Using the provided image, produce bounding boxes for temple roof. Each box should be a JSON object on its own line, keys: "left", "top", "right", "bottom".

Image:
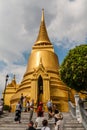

{"left": 34, "top": 9, "right": 52, "bottom": 46}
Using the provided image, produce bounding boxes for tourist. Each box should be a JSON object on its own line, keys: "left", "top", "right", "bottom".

{"left": 46, "top": 100, "right": 53, "bottom": 119}
{"left": 41, "top": 119, "right": 50, "bottom": 130}
{"left": 20, "top": 93, "right": 24, "bottom": 110}
{"left": 54, "top": 111, "right": 63, "bottom": 130}
{"left": 26, "top": 121, "right": 36, "bottom": 130}
{"left": 47, "top": 100, "right": 53, "bottom": 111}
{"left": 37, "top": 102, "right": 44, "bottom": 117}
{"left": 53, "top": 104, "right": 59, "bottom": 115}
{"left": 14, "top": 101, "right": 22, "bottom": 123}
{"left": 23, "top": 96, "right": 27, "bottom": 112}
{"left": 48, "top": 108, "right": 54, "bottom": 120}
{"left": 46, "top": 104, "right": 59, "bottom": 122}
{"left": 47, "top": 103, "right": 59, "bottom": 120}
{"left": 26, "top": 101, "right": 30, "bottom": 112}
{"left": 0, "top": 98, "right": 4, "bottom": 115}
{"left": 29, "top": 99, "right": 34, "bottom": 121}
{"left": 9, "top": 105, "right": 12, "bottom": 112}
{"left": 35, "top": 111, "right": 45, "bottom": 130}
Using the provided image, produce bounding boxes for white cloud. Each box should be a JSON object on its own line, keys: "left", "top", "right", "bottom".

{"left": 0, "top": 63, "right": 26, "bottom": 98}
{"left": 49, "top": 0, "right": 87, "bottom": 46}
{"left": 0, "top": 0, "right": 87, "bottom": 97}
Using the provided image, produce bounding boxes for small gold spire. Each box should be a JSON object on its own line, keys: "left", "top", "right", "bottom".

{"left": 34, "top": 9, "right": 52, "bottom": 45}
{"left": 13, "top": 74, "right": 15, "bottom": 80}
{"left": 41, "top": 9, "right": 44, "bottom": 22}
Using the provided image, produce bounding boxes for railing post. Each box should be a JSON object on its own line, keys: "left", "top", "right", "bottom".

{"left": 74, "top": 94, "right": 82, "bottom": 123}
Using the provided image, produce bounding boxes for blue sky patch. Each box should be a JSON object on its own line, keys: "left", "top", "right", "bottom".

{"left": 0, "top": 61, "right": 7, "bottom": 71}
{"left": 54, "top": 44, "right": 69, "bottom": 65}
{"left": 13, "top": 51, "right": 30, "bottom": 66}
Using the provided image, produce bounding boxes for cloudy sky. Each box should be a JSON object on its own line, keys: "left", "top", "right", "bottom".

{"left": 0, "top": 0, "right": 87, "bottom": 97}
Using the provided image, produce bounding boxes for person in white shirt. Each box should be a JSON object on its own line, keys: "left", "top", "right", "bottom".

{"left": 35, "top": 111, "right": 45, "bottom": 130}
{"left": 29, "top": 99, "right": 34, "bottom": 121}
{"left": 26, "top": 101, "right": 30, "bottom": 112}
{"left": 54, "top": 112, "right": 63, "bottom": 130}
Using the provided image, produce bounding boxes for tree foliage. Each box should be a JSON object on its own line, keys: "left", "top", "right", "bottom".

{"left": 60, "top": 44, "right": 87, "bottom": 92}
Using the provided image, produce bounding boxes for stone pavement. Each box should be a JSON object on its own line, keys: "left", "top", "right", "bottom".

{"left": 0, "top": 112, "right": 85, "bottom": 130}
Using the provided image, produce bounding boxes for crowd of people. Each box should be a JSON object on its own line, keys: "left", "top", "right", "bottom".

{"left": 14, "top": 94, "right": 63, "bottom": 130}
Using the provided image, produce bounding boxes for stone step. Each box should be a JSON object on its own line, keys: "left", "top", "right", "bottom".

{"left": 64, "top": 125, "right": 84, "bottom": 128}
{"left": 64, "top": 120, "right": 79, "bottom": 123}
{"left": 0, "top": 112, "right": 85, "bottom": 130}
{"left": 64, "top": 124, "right": 84, "bottom": 127}
{"left": 0, "top": 112, "right": 49, "bottom": 130}
{"left": 0, "top": 128, "right": 27, "bottom": 130}
{"left": 63, "top": 113, "right": 85, "bottom": 130}
{"left": 64, "top": 128, "right": 85, "bottom": 130}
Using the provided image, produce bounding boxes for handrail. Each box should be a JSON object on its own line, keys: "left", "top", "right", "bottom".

{"left": 69, "top": 96, "right": 87, "bottom": 130}
{"left": 79, "top": 102, "right": 87, "bottom": 130}
{"left": 68, "top": 101, "right": 76, "bottom": 118}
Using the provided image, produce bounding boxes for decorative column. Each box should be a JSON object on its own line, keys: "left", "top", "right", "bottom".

{"left": 43, "top": 77, "right": 50, "bottom": 103}
{"left": 31, "top": 77, "right": 37, "bottom": 104}
{"left": 74, "top": 94, "right": 82, "bottom": 123}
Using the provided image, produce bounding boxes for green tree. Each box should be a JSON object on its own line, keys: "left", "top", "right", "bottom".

{"left": 60, "top": 44, "right": 87, "bottom": 92}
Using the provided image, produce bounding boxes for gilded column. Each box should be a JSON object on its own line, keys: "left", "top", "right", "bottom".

{"left": 31, "top": 77, "right": 37, "bottom": 104}
{"left": 43, "top": 77, "right": 50, "bottom": 103}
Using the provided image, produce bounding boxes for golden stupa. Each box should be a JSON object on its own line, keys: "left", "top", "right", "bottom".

{"left": 4, "top": 9, "right": 86, "bottom": 112}
{"left": 9, "top": 9, "right": 70, "bottom": 112}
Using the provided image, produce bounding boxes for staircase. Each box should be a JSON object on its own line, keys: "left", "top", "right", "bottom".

{"left": 63, "top": 112, "right": 85, "bottom": 130}
{"left": 0, "top": 112, "right": 30, "bottom": 130}
{"left": 0, "top": 112, "right": 85, "bottom": 130}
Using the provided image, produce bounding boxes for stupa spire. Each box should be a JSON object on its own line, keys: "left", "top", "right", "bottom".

{"left": 41, "top": 8, "right": 44, "bottom": 22}
{"left": 34, "top": 9, "right": 52, "bottom": 45}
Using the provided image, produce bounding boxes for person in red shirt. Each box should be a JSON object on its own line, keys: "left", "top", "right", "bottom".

{"left": 37, "top": 102, "right": 44, "bottom": 117}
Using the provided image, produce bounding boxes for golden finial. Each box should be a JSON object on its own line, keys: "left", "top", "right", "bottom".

{"left": 34, "top": 9, "right": 52, "bottom": 45}
{"left": 41, "top": 8, "right": 44, "bottom": 22}
{"left": 13, "top": 74, "right": 15, "bottom": 80}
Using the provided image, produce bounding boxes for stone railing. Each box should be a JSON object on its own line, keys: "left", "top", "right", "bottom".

{"left": 69, "top": 94, "right": 87, "bottom": 130}
{"left": 79, "top": 101, "right": 87, "bottom": 130}
{"left": 68, "top": 101, "right": 76, "bottom": 118}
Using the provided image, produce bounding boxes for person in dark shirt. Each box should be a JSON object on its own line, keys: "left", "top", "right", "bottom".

{"left": 20, "top": 93, "right": 24, "bottom": 109}
{"left": 26, "top": 121, "right": 36, "bottom": 130}
{"left": 14, "top": 101, "right": 22, "bottom": 123}
{"left": 53, "top": 104, "right": 59, "bottom": 115}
